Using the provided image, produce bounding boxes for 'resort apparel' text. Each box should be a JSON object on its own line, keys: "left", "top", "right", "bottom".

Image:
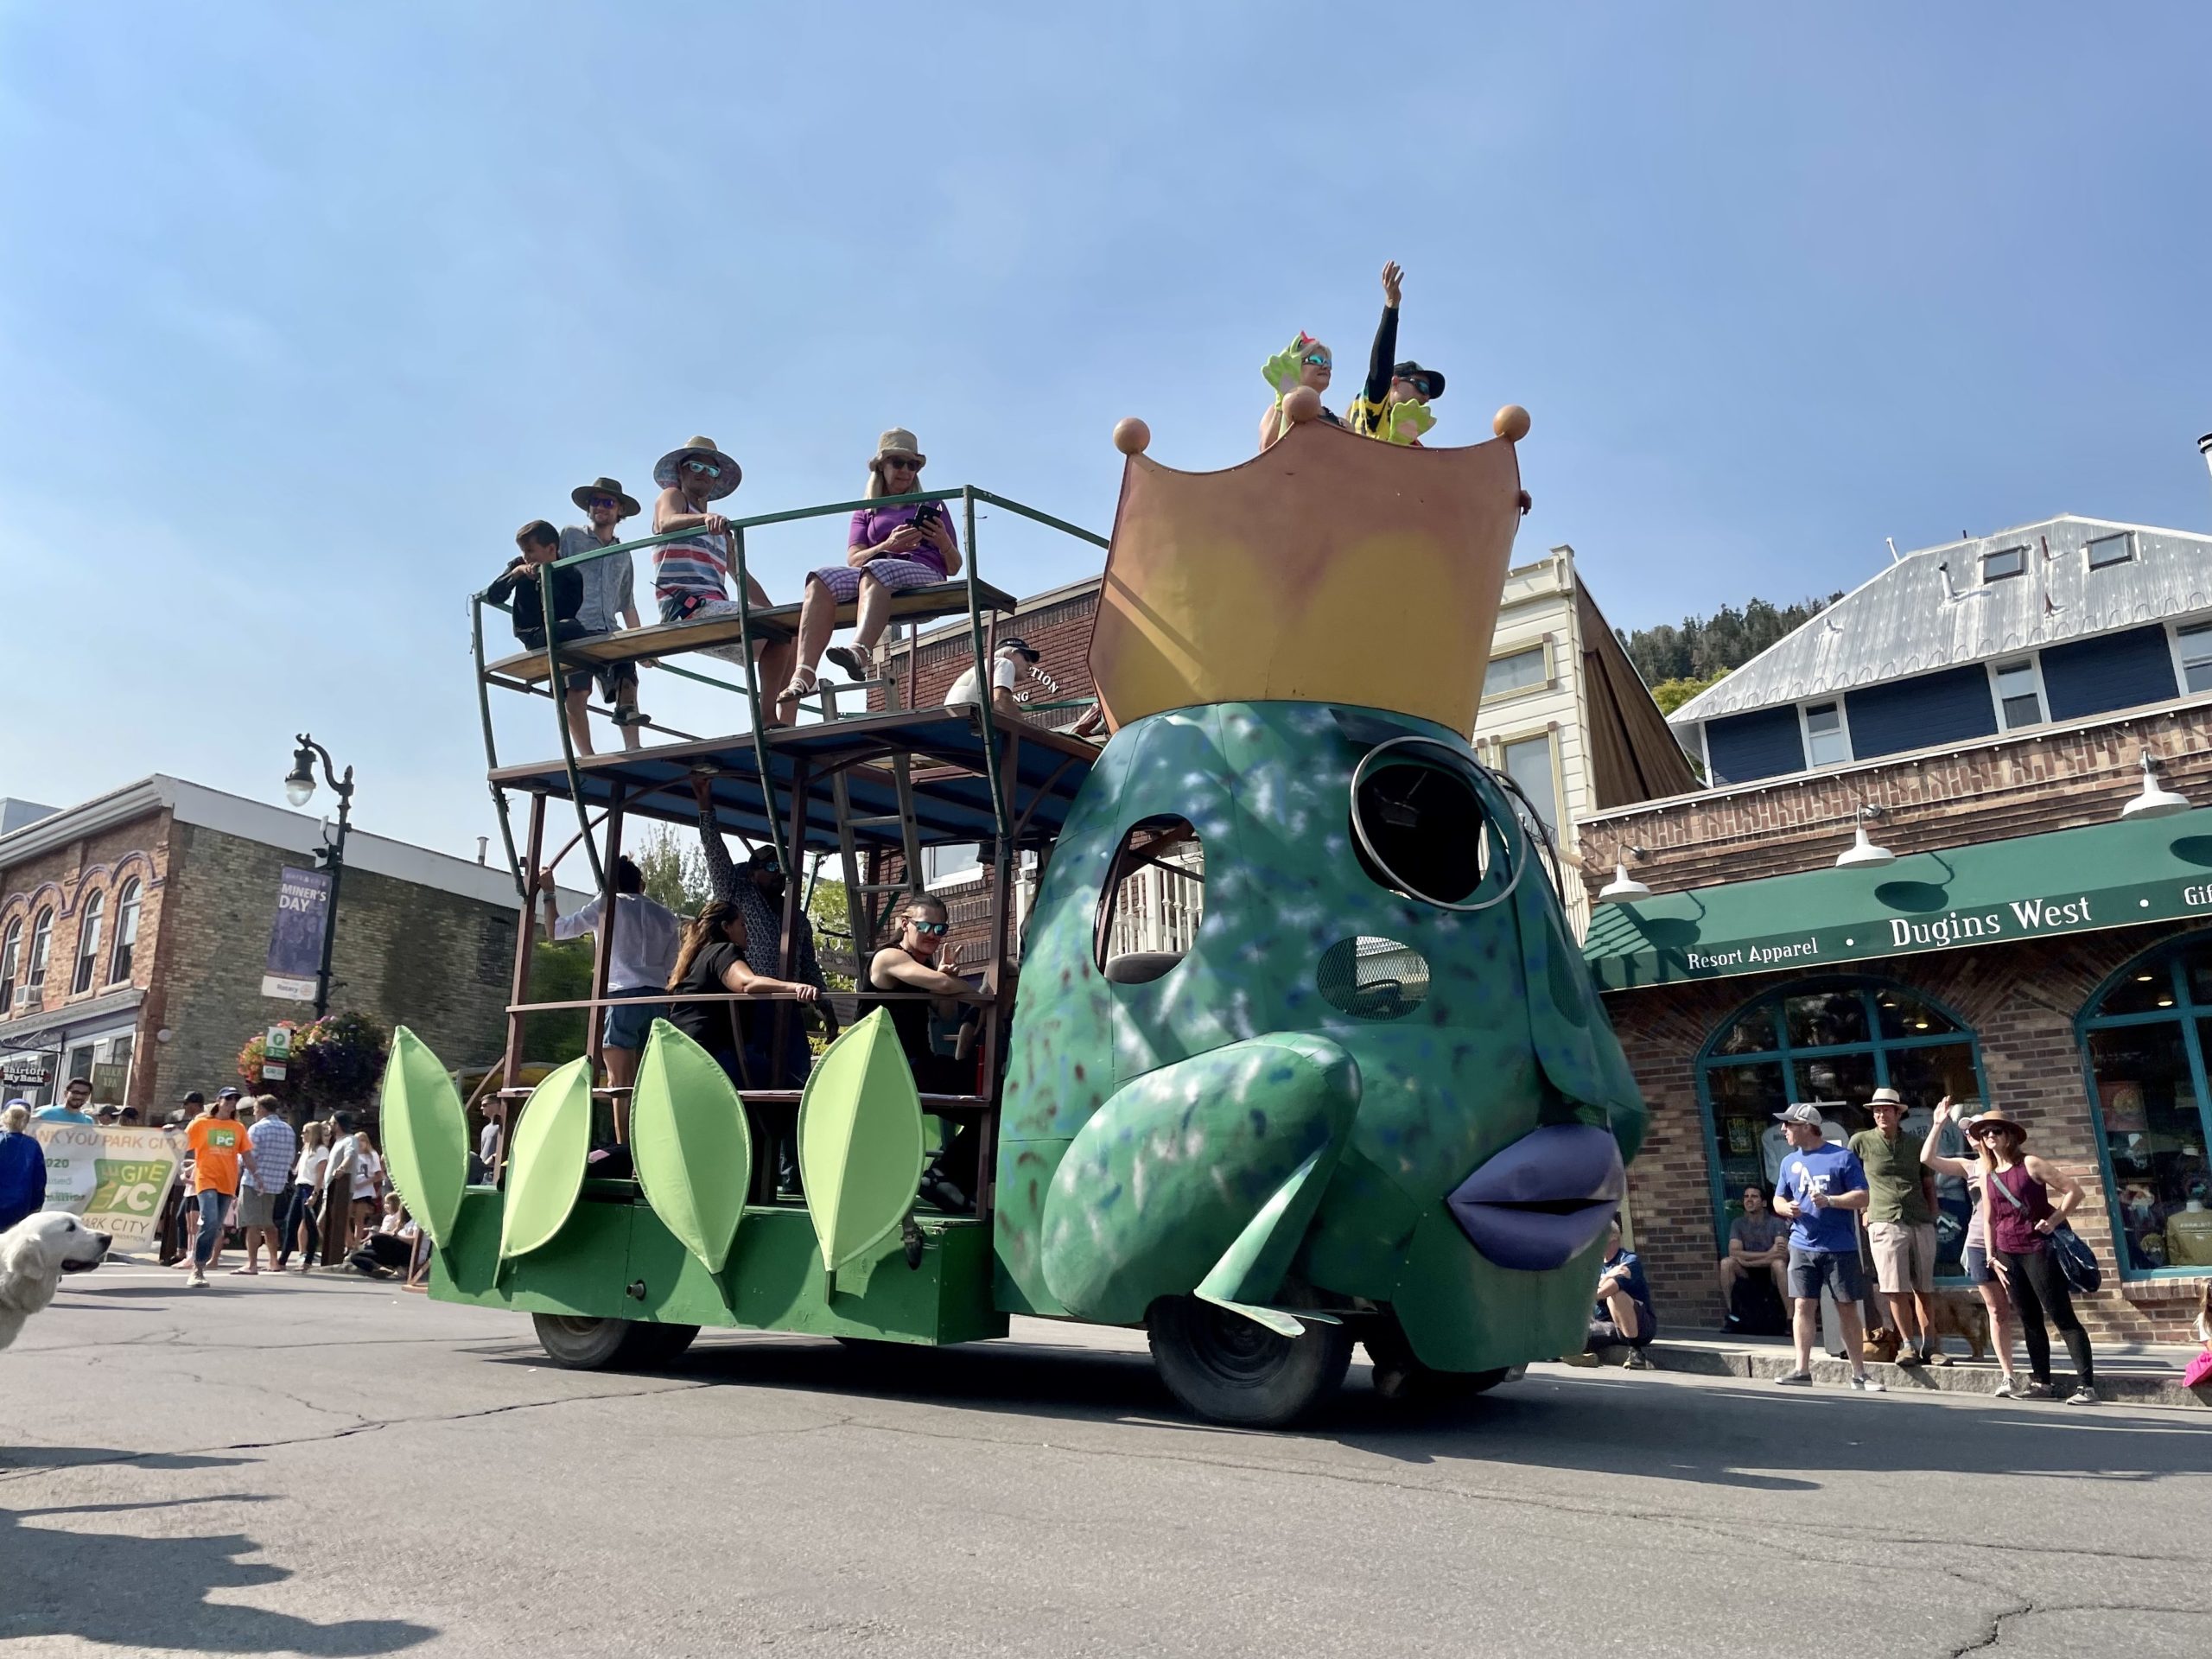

{"left": 1890, "top": 895, "right": 2093, "bottom": 950}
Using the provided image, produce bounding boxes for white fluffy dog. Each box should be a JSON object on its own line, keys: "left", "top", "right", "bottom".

{"left": 0, "top": 1211, "right": 113, "bottom": 1351}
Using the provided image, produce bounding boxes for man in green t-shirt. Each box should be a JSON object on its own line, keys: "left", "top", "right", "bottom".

{"left": 1848, "top": 1088, "right": 1939, "bottom": 1367}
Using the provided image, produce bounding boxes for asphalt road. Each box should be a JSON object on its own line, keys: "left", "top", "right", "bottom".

{"left": 4, "top": 1261, "right": 2209, "bottom": 1658}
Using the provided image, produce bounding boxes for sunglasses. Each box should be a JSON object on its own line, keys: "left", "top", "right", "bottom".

{"left": 910, "top": 920, "right": 948, "bottom": 936}
{"left": 1397, "top": 375, "right": 1438, "bottom": 398}
{"left": 1302, "top": 353, "right": 1332, "bottom": 369}
{"left": 683, "top": 458, "right": 721, "bottom": 478}
{"left": 883, "top": 456, "right": 922, "bottom": 469}
{"left": 587, "top": 494, "right": 622, "bottom": 511}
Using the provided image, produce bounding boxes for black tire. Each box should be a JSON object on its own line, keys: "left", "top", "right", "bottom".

{"left": 1147, "top": 1295, "right": 1353, "bottom": 1428}
{"left": 531, "top": 1314, "right": 696, "bottom": 1370}
{"left": 1362, "top": 1313, "right": 1513, "bottom": 1409}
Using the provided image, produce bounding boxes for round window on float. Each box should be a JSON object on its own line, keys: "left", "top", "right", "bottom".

{"left": 1349, "top": 740, "right": 1492, "bottom": 906}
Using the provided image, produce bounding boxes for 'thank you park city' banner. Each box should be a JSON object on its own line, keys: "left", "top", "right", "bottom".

{"left": 30, "top": 1122, "right": 184, "bottom": 1248}
{"left": 263, "top": 866, "right": 333, "bottom": 1001}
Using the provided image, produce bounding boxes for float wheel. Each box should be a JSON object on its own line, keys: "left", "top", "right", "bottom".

{"left": 1362, "top": 1313, "right": 1514, "bottom": 1409}
{"left": 531, "top": 1314, "right": 696, "bottom": 1370}
{"left": 1147, "top": 1295, "right": 1352, "bottom": 1427}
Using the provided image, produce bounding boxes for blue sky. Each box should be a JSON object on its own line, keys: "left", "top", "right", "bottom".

{"left": 3, "top": 3, "right": 2208, "bottom": 859}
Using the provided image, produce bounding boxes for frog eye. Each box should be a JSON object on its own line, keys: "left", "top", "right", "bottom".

{"left": 1350, "top": 737, "right": 1501, "bottom": 908}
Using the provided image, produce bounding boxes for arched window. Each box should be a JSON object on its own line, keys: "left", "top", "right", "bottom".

{"left": 1095, "top": 816, "right": 1205, "bottom": 983}
{"left": 72, "top": 890, "right": 105, "bottom": 995}
{"left": 0, "top": 918, "right": 20, "bottom": 1011}
{"left": 2078, "top": 934, "right": 2212, "bottom": 1278}
{"left": 1696, "top": 977, "right": 1988, "bottom": 1269}
{"left": 24, "top": 907, "right": 54, "bottom": 1003}
{"left": 109, "top": 879, "right": 142, "bottom": 983}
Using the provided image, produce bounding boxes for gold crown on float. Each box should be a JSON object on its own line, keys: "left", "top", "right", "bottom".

{"left": 1087, "top": 399, "right": 1531, "bottom": 736}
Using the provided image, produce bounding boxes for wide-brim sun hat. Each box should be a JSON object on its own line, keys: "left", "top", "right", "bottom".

{"left": 571, "top": 476, "right": 641, "bottom": 518}
{"left": 653, "top": 436, "right": 743, "bottom": 500}
{"left": 873, "top": 428, "right": 927, "bottom": 468}
{"left": 1966, "top": 1109, "right": 2026, "bottom": 1140}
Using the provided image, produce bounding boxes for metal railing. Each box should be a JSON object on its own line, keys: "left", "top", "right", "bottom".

{"left": 471, "top": 483, "right": 1107, "bottom": 894}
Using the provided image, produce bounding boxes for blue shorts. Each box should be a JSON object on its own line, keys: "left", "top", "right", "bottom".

{"left": 1786, "top": 1246, "right": 1865, "bottom": 1303}
{"left": 602, "top": 987, "right": 667, "bottom": 1052}
{"left": 1962, "top": 1243, "right": 1996, "bottom": 1286}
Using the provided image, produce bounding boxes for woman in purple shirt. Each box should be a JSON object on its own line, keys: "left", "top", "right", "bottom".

{"left": 777, "top": 428, "right": 960, "bottom": 723}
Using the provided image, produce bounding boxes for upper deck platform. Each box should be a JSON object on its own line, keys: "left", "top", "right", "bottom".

{"left": 488, "top": 707, "right": 1098, "bottom": 854}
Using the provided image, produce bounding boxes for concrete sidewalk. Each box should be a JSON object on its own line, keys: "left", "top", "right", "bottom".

{"left": 1595, "top": 1329, "right": 2211, "bottom": 1408}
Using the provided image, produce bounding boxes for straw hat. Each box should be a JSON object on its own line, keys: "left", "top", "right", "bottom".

{"left": 570, "top": 476, "right": 641, "bottom": 518}
{"left": 1965, "top": 1109, "right": 2025, "bottom": 1141}
{"left": 873, "top": 428, "right": 927, "bottom": 467}
{"left": 652, "top": 436, "right": 742, "bottom": 499}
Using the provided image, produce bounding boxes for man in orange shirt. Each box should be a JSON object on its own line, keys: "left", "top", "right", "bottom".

{"left": 185, "top": 1090, "right": 253, "bottom": 1288}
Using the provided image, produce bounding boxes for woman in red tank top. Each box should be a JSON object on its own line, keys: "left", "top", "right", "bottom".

{"left": 1971, "top": 1111, "right": 2096, "bottom": 1403}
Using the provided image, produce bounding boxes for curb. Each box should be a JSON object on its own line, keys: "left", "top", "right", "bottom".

{"left": 1592, "top": 1341, "right": 2211, "bottom": 1410}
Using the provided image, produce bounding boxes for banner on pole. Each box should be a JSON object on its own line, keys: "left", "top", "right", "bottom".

{"left": 262, "top": 867, "right": 332, "bottom": 1001}
{"left": 30, "top": 1123, "right": 183, "bottom": 1247}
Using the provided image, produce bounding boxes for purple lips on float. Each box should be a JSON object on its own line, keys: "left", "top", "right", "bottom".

{"left": 1446, "top": 1124, "right": 1625, "bottom": 1271}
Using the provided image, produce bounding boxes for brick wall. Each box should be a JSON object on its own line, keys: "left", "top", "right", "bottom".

{"left": 1610, "top": 919, "right": 2211, "bottom": 1346}
{"left": 0, "top": 808, "right": 173, "bottom": 1096}
{"left": 148, "top": 822, "right": 518, "bottom": 1105}
{"left": 1578, "top": 702, "right": 2212, "bottom": 898}
{"left": 877, "top": 582, "right": 1101, "bottom": 731}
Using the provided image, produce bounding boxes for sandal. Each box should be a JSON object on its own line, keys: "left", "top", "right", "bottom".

{"left": 774, "top": 665, "right": 818, "bottom": 720}
{"left": 823, "top": 645, "right": 869, "bottom": 682}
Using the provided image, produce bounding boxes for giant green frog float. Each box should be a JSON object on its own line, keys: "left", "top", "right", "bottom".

{"left": 384, "top": 396, "right": 1646, "bottom": 1427}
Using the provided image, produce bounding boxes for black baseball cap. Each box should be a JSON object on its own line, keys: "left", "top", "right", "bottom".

{"left": 180, "top": 1090, "right": 205, "bottom": 1105}
{"left": 217, "top": 1086, "right": 240, "bottom": 1099}
{"left": 744, "top": 843, "right": 784, "bottom": 872}
{"left": 999, "top": 636, "right": 1041, "bottom": 662}
{"left": 1392, "top": 360, "right": 1445, "bottom": 398}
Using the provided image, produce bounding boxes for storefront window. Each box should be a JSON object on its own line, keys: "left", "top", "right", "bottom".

{"left": 2079, "top": 937, "right": 2212, "bottom": 1277}
{"left": 1698, "top": 976, "right": 1988, "bottom": 1274}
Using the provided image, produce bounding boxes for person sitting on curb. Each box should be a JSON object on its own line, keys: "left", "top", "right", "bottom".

{"left": 1565, "top": 1217, "right": 1658, "bottom": 1369}
{"left": 944, "top": 636, "right": 1039, "bottom": 722}
{"left": 1718, "top": 1185, "right": 1789, "bottom": 1327}
{"left": 347, "top": 1195, "right": 418, "bottom": 1279}
{"left": 561, "top": 476, "right": 652, "bottom": 753}
{"left": 1770, "top": 1103, "right": 1885, "bottom": 1392}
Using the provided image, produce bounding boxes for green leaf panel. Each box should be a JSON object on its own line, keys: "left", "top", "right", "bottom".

{"left": 798, "top": 1008, "right": 926, "bottom": 1274}
{"left": 630, "top": 1019, "right": 752, "bottom": 1275}
{"left": 499, "top": 1054, "right": 593, "bottom": 1262}
{"left": 378, "top": 1026, "right": 469, "bottom": 1248}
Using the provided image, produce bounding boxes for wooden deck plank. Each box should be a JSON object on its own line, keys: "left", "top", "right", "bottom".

{"left": 485, "top": 580, "right": 1017, "bottom": 684}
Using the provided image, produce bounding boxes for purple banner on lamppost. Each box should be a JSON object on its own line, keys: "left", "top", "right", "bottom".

{"left": 262, "top": 866, "right": 332, "bottom": 1002}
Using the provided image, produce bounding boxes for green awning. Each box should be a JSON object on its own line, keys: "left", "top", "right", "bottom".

{"left": 1583, "top": 804, "right": 2212, "bottom": 992}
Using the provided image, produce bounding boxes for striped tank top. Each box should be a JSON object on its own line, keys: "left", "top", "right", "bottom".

{"left": 654, "top": 531, "right": 730, "bottom": 617}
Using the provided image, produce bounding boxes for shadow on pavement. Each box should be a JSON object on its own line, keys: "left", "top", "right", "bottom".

{"left": 482, "top": 1331, "right": 2212, "bottom": 1493}
{"left": 2, "top": 1495, "right": 435, "bottom": 1654}
{"left": 0, "top": 1446, "right": 255, "bottom": 1475}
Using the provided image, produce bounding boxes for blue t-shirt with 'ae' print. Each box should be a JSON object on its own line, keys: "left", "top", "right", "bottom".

{"left": 1776, "top": 1142, "right": 1866, "bottom": 1255}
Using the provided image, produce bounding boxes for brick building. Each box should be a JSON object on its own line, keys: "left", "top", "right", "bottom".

{"left": 1576, "top": 517, "right": 2212, "bottom": 1345}
{"left": 0, "top": 776, "right": 535, "bottom": 1110}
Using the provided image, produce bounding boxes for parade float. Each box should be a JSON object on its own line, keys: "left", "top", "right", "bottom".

{"left": 379, "top": 394, "right": 1648, "bottom": 1426}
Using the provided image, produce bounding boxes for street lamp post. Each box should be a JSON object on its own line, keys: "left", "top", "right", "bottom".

{"left": 283, "top": 734, "right": 355, "bottom": 1020}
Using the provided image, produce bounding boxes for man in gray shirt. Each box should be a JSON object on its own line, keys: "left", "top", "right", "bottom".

{"left": 558, "top": 476, "right": 651, "bottom": 753}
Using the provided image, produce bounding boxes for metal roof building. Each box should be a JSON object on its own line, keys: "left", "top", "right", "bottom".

{"left": 1668, "top": 515, "right": 2212, "bottom": 785}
